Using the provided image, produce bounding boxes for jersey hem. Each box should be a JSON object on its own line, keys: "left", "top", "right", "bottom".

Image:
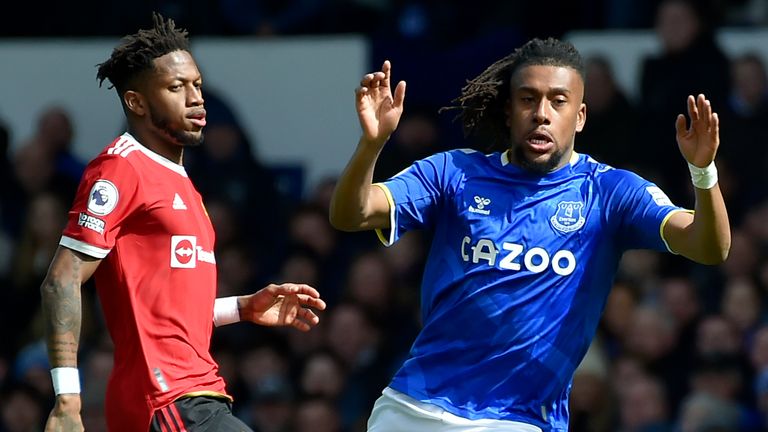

{"left": 659, "top": 209, "right": 694, "bottom": 254}
{"left": 373, "top": 183, "right": 396, "bottom": 247}
{"left": 386, "top": 384, "right": 548, "bottom": 429}
{"left": 59, "top": 236, "right": 110, "bottom": 258}
{"left": 178, "top": 391, "right": 233, "bottom": 402}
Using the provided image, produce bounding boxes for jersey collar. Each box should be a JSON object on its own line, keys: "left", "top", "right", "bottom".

{"left": 499, "top": 150, "right": 582, "bottom": 179}
{"left": 121, "top": 132, "right": 188, "bottom": 177}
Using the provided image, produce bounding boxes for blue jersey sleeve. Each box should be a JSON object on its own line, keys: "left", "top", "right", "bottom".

{"left": 374, "top": 151, "right": 460, "bottom": 246}
{"left": 601, "top": 169, "right": 689, "bottom": 252}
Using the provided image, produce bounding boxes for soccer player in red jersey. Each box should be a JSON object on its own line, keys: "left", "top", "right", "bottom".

{"left": 40, "top": 14, "right": 326, "bottom": 432}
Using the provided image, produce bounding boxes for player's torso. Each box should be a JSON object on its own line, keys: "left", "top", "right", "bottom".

{"left": 396, "top": 154, "right": 617, "bottom": 425}
{"left": 424, "top": 156, "right": 611, "bottom": 318}
{"left": 452, "top": 170, "right": 600, "bottom": 282}
{"left": 93, "top": 142, "right": 219, "bottom": 376}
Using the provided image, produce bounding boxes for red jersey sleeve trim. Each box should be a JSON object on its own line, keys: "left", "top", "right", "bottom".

{"left": 60, "top": 235, "right": 110, "bottom": 259}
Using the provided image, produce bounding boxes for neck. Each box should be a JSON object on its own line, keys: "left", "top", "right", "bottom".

{"left": 127, "top": 125, "right": 183, "bottom": 165}
{"left": 506, "top": 147, "right": 577, "bottom": 173}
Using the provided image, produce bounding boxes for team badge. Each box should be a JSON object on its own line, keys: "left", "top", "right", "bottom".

{"left": 87, "top": 180, "right": 119, "bottom": 216}
{"left": 550, "top": 201, "right": 586, "bottom": 233}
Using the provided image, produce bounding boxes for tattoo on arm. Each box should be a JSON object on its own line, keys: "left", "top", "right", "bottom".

{"left": 41, "top": 254, "right": 83, "bottom": 367}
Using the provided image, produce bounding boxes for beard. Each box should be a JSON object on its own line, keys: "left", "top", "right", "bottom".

{"left": 513, "top": 144, "right": 567, "bottom": 175}
{"left": 150, "top": 109, "right": 203, "bottom": 147}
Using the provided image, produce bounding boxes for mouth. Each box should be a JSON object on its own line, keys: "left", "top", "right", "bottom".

{"left": 524, "top": 130, "right": 554, "bottom": 154}
{"left": 187, "top": 109, "right": 207, "bottom": 128}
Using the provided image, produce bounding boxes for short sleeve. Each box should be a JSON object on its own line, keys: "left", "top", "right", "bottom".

{"left": 374, "top": 152, "right": 454, "bottom": 246}
{"left": 605, "top": 170, "right": 690, "bottom": 252}
{"left": 60, "top": 155, "right": 141, "bottom": 258}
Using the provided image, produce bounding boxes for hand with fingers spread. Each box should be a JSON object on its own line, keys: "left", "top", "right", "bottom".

{"left": 239, "top": 284, "right": 326, "bottom": 331}
{"left": 356, "top": 60, "right": 407, "bottom": 147}
{"left": 675, "top": 94, "right": 720, "bottom": 168}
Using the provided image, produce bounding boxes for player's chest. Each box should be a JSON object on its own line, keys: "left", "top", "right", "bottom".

{"left": 138, "top": 178, "right": 213, "bottom": 237}
{"left": 453, "top": 178, "right": 602, "bottom": 247}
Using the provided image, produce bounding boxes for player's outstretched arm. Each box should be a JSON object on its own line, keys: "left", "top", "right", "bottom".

{"left": 41, "top": 246, "right": 101, "bottom": 432}
{"left": 329, "top": 60, "right": 406, "bottom": 232}
{"left": 214, "top": 284, "right": 326, "bottom": 332}
{"left": 664, "top": 94, "right": 731, "bottom": 264}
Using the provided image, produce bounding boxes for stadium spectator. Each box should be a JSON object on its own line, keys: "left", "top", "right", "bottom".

{"left": 719, "top": 53, "right": 768, "bottom": 221}
{"left": 638, "top": 0, "right": 731, "bottom": 203}
{"left": 578, "top": 55, "right": 639, "bottom": 171}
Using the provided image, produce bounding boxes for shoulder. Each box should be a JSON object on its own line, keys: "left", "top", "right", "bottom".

{"left": 441, "top": 148, "right": 495, "bottom": 171}
{"left": 577, "top": 154, "right": 640, "bottom": 181}
{"left": 81, "top": 136, "right": 143, "bottom": 185}
{"left": 404, "top": 148, "right": 483, "bottom": 174}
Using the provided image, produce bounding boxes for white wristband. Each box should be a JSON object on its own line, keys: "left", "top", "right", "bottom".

{"left": 213, "top": 296, "right": 240, "bottom": 327}
{"left": 51, "top": 367, "right": 81, "bottom": 395}
{"left": 688, "top": 161, "right": 718, "bottom": 189}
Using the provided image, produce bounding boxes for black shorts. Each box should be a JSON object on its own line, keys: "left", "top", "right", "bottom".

{"left": 149, "top": 396, "right": 253, "bottom": 432}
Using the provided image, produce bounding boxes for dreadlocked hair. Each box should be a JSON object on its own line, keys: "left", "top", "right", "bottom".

{"left": 440, "top": 38, "right": 585, "bottom": 152}
{"left": 96, "top": 13, "right": 190, "bottom": 95}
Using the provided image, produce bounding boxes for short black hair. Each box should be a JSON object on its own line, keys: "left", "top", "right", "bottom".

{"left": 441, "top": 38, "right": 585, "bottom": 152}
{"left": 96, "top": 13, "right": 190, "bottom": 95}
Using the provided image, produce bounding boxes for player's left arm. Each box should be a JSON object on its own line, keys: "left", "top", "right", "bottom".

{"left": 213, "top": 283, "right": 326, "bottom": 331}
{"left": 663, "top": 94, "right": 731, "bottom": 265}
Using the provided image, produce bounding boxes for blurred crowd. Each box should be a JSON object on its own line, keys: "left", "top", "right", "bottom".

{"left": 2, "top": 0, "right": 768, "bottom": 431}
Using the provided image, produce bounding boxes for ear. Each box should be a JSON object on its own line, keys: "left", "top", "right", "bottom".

{"left": 575, "top": 102, "right": 587, "bottom": 133}
{"left": 123, "top": 90, "right": 146, "bottom": 116}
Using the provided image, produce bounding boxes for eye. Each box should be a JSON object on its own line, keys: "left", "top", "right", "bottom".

{"left": 552, "top": 98, "right": 567, "bottom": 107}
{"left": 169, "top": 84, "right": 182, "bottom": 92}
{"left": 520, "top": 96, "right": 534, "bottom": 103}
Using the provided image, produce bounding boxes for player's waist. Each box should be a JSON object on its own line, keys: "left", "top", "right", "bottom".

{"left": 383, "top": 386, "right": 545, "bottom": 430}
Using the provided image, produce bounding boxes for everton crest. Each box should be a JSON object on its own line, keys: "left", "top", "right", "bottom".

{"left": 550, "top": 201, "right": 586, "bottom": 233}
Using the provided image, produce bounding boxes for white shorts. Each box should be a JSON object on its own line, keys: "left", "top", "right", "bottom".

{"left": 367, "top": 388, "right": 543, "bottom": 432}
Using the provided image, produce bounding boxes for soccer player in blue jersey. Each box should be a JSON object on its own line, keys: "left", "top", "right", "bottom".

{"left": 329, "top": 38, "right": 731, "bottom": 431}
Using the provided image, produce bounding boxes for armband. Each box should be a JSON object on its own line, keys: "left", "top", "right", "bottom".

{"left": 51, "top": 367, "right": 81, "bottom": 395}
{"left": 688, "top": 161, "right": 718, "bottom": 189}
{"left": 213, "top": 296, "right": 240, "bottom": 327}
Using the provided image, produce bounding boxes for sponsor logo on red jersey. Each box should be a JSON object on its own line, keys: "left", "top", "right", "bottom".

{"left": 170, "top": 235, "right": 216, "bottom": 268}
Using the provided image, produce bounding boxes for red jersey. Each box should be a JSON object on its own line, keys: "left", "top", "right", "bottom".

{"left": 60, "top": 133, "right": 227, "bottom": 431}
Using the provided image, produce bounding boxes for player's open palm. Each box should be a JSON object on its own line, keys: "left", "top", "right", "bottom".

{"left": 241, "top": 284, "right": 326, "bottom": 332}
{"left": 356, "top": 60, "right": 406, "bottom": 146}
{"left": 675, "top": 94, "right": 720, "bottom": 167}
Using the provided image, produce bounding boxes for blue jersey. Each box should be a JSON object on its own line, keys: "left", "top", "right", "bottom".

{"left": 375, "top": 149, "right": 687, "bottom": 431}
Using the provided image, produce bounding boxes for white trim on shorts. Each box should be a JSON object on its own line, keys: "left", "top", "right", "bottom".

{"left": 367, "top": 387, "right": 543, "bottom": 432}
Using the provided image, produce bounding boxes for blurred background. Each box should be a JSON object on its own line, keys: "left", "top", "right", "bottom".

{"left": 2, "top": 0, "right": 768, "bottom": 431}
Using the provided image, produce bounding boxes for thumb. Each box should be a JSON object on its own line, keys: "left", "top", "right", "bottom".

{"left": 674, "top": 114, "right": 687, "bottom": 138}
{"left": 393, "top": 81, "right": 406, "bottom": 110}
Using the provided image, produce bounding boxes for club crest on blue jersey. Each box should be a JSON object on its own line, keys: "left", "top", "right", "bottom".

{"left": 550, "top": 201, "right": 586, "bottom": 233}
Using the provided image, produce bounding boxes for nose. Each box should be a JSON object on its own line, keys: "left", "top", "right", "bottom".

{"left": 533, "top": 99, "right": 550, "bottom": 125}
{"left": 188, "top": 86, "right": 204, "bottom": 106}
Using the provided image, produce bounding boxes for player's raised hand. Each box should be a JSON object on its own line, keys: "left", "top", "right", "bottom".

{"left": 675, "top": 94, "right": 720, "bottom": 167}
{"left": 356, "top": 60, "right": 406, "bottom": 147}
{"left": 240, "top": 284, "right": 326, "bottom": 332}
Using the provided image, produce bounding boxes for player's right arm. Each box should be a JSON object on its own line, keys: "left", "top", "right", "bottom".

{"left": 41, "top": 246, "right": 101, "bottom": 432}
{"left": 329, "top": 60, "right": 406, "bottom": 232}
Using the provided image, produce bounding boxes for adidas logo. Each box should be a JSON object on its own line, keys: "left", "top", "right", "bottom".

{"left": 172, "top": 193, "right": 187, "bottom": 210}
